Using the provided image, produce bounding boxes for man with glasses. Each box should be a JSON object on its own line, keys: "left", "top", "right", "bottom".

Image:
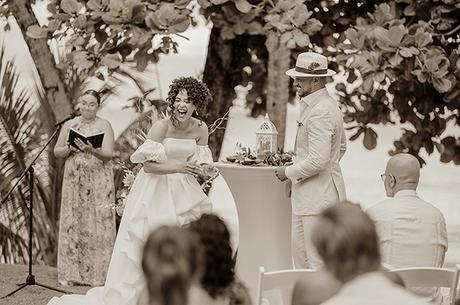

{"left": 367, "top": 153, "right": 447, "bottom": 304}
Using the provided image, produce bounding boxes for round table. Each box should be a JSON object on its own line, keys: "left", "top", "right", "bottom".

{"left": 214, "top": 162, "right": 293, "bottom": 303}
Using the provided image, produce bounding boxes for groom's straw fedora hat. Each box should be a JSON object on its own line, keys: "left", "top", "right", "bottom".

{"left": 286, "top": 52, "right": 336, "bottom": 78}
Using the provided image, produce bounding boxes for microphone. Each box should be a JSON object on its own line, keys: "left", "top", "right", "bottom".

{"left": 55, "top": 113, "right": 76, "bottom": 127}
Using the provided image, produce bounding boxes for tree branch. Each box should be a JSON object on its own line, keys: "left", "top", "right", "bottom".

{"left": 433, "top": 23, "right": 460, "bottom": 37}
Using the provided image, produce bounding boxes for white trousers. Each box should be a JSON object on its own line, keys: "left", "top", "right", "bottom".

{"left": 291, "top": 214, "right": 323, "bottom": 269}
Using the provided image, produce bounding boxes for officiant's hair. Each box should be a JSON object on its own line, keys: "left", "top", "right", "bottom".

{"left": 142, "top": 226, "right": 204, "bottom": 305}
{"left": 311, "top": 201, "right": 381, "bottom": 283}
{"left": 167, "top": 77, "right": 212, "bottom": 125}
{"left": 80, "top": 89, "right": 102, "bottom": 105}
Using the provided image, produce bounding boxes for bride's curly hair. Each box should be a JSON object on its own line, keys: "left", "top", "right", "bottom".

{"left": 166, "top": 77, "right": 212, "bottom": 126}
{"left": 186, "top": 214, "right": 235, "bottom": 299}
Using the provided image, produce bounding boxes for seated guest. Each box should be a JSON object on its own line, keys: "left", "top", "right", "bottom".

{"left": 141, "top": 226, "right": 205, "bottom": 305}
{"left": 291, "top": 269, "right": 341, "bottom": 305}
{"left": 186, "top": 214, "right": 252, "bottom": 305}
{"left": 367, "top": 153, "right": 447, "bottom": 304}
{"left": 312, "top": 202, "right": 427, "bottom": 305}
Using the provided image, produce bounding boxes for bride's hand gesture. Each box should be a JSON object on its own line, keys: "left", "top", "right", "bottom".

{"left": 179, "top": 162, "right": 202, "bottom": 177}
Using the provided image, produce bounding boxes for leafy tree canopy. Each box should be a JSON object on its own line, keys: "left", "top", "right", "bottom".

{"left": 5, "top": 0, "right": 460, "bottom": 165}
{"left": 23, "top": 0, "right": 195, "bottom": 76}
{"left": 332, "top": 1, "right": 460, "bottom": 165}
{"left": 200, "top": 0, "right": 460, "bottom": 165}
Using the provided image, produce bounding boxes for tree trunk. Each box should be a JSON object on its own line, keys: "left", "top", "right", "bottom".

{"left": 203, "top": 29, "right": 236, "bottom": 160}
{"left": 8, "top": 0, "right": 74, "bottom": 264}
{"left": 266, "top": 39, "right": 290, "bottom": 150}
{"left": 7, "top": 0, "right": 73, "bottom": 121}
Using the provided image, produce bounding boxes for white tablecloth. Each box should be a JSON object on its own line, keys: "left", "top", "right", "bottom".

{"left": 215, "top": 162, "right": 293, "bottom": 303}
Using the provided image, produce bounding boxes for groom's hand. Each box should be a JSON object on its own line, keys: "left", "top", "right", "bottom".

{"left": 275, "top": 166, "right": 288, "bottom": 182}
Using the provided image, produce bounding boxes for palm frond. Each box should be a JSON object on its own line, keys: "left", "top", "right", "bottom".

{"left": 0, "top": 44, "right": 55, "bottom": 264}
{"left": 0, "top": 223, "right": 28, "bottom": 264}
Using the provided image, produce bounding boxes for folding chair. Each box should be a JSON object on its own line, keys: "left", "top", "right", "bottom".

{"left": 256, "top": 266, "right": 315, "bottom": 305}
{"left": 390, "top": 264, "right": 460, "bottom": 305}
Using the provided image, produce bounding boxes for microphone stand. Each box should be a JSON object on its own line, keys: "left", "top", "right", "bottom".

{"left": 1, "top": 121, "right": 70, "bottom": 299}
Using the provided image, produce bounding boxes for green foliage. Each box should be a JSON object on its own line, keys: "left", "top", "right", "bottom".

{"left": 203, "top": 0, "right": 460, "bottom": 165}
{"left": 0, "top": 46, "right": 55, "bottom": 264}
{"left": 28, "top": 0, "right": 195, "bottom": 77}
{"left": 333, "top": 1, "right": 460, "bottom": 165}
{"left": 198, "top": 0, "right": 322, "bottom": 50}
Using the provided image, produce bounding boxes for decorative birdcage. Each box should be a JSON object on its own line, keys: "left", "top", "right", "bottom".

{"left": 256, "top": 113, "right": 278, "bottom": 159}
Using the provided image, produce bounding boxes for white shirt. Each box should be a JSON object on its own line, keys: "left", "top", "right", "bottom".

{"left": 367, "top": 190, "right": 448, "bottom": 303}
{"left": 322, "top": 272, "right": 427, "bottom": 305}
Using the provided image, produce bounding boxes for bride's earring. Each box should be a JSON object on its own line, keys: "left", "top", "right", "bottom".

{"left": 194, "top": 110, "right": 199, "bottom": 116}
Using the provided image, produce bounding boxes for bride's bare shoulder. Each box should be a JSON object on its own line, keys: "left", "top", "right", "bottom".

{"left": 147, "top": 118, "right": 170, "bottom": 141}
{"left": 191, "top": 118, "right": 208, "bottom": 130}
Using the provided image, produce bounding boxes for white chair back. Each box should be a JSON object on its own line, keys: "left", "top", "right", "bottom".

{"left": 390, "top": 264, "right": 460, "bottom": 305}
{"left": 256, "top": 266, "right": 315, "bottom": 305}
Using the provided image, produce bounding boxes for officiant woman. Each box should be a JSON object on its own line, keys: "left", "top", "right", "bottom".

{"left": 53, "top": 89, "right": 116, "bottom": 286}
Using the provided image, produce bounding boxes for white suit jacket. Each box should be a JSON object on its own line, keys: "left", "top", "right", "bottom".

{"left": 285, "top": 88, "right": 346, "bottom": 215}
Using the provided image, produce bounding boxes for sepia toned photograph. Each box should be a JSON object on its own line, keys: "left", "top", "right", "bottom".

{"left": 1, "top": 0, "right": 460, "bottom": 305}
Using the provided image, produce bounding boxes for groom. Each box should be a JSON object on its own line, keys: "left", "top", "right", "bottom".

{"left": 275, "top": 52, "right": 347, "bottom": 269}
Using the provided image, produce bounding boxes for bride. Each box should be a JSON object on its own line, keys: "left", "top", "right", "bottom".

{"left": 48, "top": 77, "right": 215, "bottom": 305}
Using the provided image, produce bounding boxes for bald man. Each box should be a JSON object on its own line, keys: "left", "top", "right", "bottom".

{"left": 367, "top": 153, "right": 447, "bottom": 304}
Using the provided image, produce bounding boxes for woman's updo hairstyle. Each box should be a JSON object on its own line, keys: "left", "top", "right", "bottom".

{"left": 142, "top": 225, "right": 205, "bottom": 305}
{"left": 80, "top": 89, "right": 102, "bottom": 105}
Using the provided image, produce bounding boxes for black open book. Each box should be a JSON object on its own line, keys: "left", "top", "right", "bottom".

{"left": 68, "top": 128, "right": 104, "bottom": 151}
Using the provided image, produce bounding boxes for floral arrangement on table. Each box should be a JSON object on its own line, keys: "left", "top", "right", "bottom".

{"left": 225, "top": 142, "right": 295, "bottom": 166}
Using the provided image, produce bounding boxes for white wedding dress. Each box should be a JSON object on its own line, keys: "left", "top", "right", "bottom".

{"left": 48, "top": 138, "right": 213, "bottom": 305}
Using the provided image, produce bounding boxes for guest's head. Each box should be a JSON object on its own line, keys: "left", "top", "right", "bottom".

{"left": 312, "top": 202, "right": 381, "bottom": 283}
{"left": 186, "top": 214, "right": 235, "bottom": 299}
{"left": 166, "top": 77, "right": 212, "bottom": 126}
{"left": 381, "top": 153, "right": 421, "bottom": 197}
{"left": 142, "top": 225, "right": 204, "bottom": 305}
{"left": 78, "top": 89, "right": 101, "bottom": 121}
{"left": 291, "top": 269, "right": 341, "bottom": 305}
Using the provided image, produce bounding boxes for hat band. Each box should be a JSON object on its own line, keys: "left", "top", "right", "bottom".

{"left": 295, "top": 66, "right": 328, "bottom": 75}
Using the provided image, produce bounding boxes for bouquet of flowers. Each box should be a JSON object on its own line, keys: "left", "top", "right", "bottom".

{"left": 114, "top": 163, "right": 141, "bottom": 217}
{"left": 194, "top": 163, "right": 220, "bottom": 193}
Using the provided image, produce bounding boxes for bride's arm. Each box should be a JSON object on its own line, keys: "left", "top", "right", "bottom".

{"left": 143, "top": 160, "right": 191, "bottom": 175}
{"left": 141, "top": 119, "right": 199, "bottom": 175}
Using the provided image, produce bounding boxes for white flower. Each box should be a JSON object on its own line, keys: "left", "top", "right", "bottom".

{"left": 122, "top": 171, "right": 136, "bottom": 188}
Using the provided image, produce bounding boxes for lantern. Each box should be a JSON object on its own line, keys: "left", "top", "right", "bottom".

{"left": 256, "top": 113, "right": 278, "bottom": 159}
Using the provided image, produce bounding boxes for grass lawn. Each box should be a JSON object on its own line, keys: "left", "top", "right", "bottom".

{"left": 0, "top": 264, "right": 90, "bottom": 305}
